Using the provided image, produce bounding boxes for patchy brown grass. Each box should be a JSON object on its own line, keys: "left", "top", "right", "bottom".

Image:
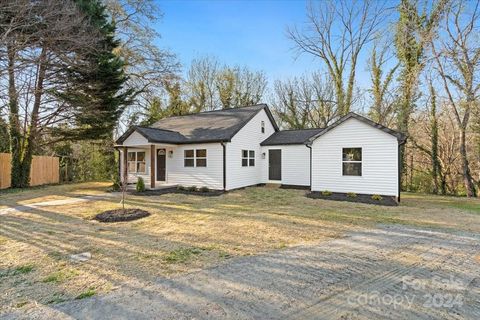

{"left": 0, "top": 183, "right": 479, "bottom": 312}
{"left": 0, "top": 182, "right": 109, "bottom": 209}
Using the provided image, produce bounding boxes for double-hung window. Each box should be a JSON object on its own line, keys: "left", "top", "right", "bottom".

{"left": 184, "top": 150, "right": 194, "bottom": 167}
{"left": 127, "top": 151, "right": 146, "bottom": 174}
{"left": 184, "top": 149, "right": 207, "bottom": 167}
{"left": 196, "top": 149, "right": 207, "bottom": 167}
{"left": 342, "top": 148, "right": 362, "bottom": 176}
{"left": 242, "top": 150, "right": 255, "bottom": 167}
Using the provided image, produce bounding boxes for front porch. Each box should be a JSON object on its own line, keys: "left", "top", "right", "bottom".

{"left": 118, "top": 144, "right": 177, "bottom": 190}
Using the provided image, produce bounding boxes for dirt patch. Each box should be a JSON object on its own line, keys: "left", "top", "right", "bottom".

{"left": 94, "top": 208, "right": 150, "bottom": 222}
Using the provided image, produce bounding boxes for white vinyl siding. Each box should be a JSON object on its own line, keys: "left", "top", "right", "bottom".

{"left": 122, "top": 131, "right": 148, "bottom": 146}
{"left": 261, "top": 145, "right": 311, "bottom": 186}
{"left": 311, "top": 118, "right": 398, "bottom": 196}
{"left": 225, "top": 109, "right": 276, "bottom": 190}
{"left": 168, "top": 143, "right": 223, "bottom": 190}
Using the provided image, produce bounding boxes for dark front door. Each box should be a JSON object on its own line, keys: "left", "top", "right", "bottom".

{"left": 156, "top": 149, "right": 166, "bottom": 181}
{"left": 268, "top": 149, "right": 281, "bottom": 181}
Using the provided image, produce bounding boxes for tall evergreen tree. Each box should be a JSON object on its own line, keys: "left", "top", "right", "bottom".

{"left": 1, "top": 0, "right": 130, "bottom": 187}
{"left": 54, "top": 0, "right": 132, "bottom": 140}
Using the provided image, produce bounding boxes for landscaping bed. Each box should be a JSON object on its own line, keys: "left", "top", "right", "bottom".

{"left": 306, "top": 191, "right": 398, "bottom": 206}
{"left": 130, "top": 187, "right": 225, "bottom": 197}
{"left": 94, "top": 208, "right": 150, "bottom": 222}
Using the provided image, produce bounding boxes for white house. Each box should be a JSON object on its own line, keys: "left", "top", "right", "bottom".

{"left": 116, "top": 104, "right": 406, "bottom": 202}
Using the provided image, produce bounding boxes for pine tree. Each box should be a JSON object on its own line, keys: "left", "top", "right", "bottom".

{"left": 54, "top": 0, "right": 132, "bottom": 141}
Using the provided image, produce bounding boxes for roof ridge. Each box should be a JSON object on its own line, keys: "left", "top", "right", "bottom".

{"left": 153, "top": 104, "right": 267, "bottom": 122}
{"left": 279, "top": 127, "right": 324, "bottom": 132}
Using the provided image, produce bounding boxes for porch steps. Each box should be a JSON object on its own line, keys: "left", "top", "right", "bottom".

{"left": 265, "top": 183, "right": 281, "bottom": 188}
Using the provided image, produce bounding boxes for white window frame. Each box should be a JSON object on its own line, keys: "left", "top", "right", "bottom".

{"left": 196, "top": 149, "right": 207, "bottom": 167}
{"left": 241, "top": 150, "right": 255, "bottom": 167}
{"left": 342, "top": 147, "right": 362, "bottom": 176}
{"left": 184, "top": 149, "right": 207, "bottom": 167}
{"left": 127, "top": 151, "right": 146, "bottom": 174}
{"left": 261, "top": 121, "right": 265, "bottom": 133}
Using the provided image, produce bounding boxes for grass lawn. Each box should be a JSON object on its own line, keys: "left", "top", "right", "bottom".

{"left": 0, "top": 182, "right": 479, "bottom": 311}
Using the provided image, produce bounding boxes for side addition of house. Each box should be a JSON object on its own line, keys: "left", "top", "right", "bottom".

{"left": 116, "top": 104, "right": 406, "bottom": 202}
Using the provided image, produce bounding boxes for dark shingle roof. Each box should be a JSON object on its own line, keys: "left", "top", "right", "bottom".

{"left": 116, "top": 104, "right": 278, "bottom": 145}
{"left": 260, "top": 128, "right": 324, "bottom": 146}
{"left": 135, "top": 127, "right": 187, "bottom": 144}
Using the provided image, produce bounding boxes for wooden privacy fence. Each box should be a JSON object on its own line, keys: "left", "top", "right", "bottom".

{"left": 0, "top": 153, "right": 59, "bottom": 189}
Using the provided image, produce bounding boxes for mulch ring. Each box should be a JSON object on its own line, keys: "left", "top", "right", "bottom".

{"left": 94, "top": 208, "right": 151, "bottom": 223}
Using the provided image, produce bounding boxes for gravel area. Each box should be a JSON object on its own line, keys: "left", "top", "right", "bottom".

{"left": 3, "top": 224, "right": 479, "bottom": 320}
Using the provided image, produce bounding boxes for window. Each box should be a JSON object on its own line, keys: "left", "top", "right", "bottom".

{"left": 184, "top": 149, "right": 207, "bottom": 167}
{"left": 249, "top": 150, "right": 255, "bottom": 166}
{"left": 127, "top": 151, "right": 146, "bottom": 174}
{"left": 342, "top": 148, "right": 362, "bottom": 176}
{"left": 184, "top": 150, "right": 194, "bottom": 167}
{"left": 242, "top": 150, "right": 255, "bottom": 167}
{"left": 196, "top": 149, "right": 207, "bottom": 167}
{"left": 261, "top": 121, "right": 265, "bottom": 133}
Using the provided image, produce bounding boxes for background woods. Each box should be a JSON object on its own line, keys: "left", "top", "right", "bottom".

{"left": 0, "top": 0, "right": 478, "bottom": 196}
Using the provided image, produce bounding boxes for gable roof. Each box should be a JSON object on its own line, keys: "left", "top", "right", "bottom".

{"left": 116, "top": 104, "right": 279, "bottom": 145}
{"left": 307, "top": 112, "right": 406, "bottom": 144}
{"left": 260, "top": 128, "right": 324, "bottom": 146}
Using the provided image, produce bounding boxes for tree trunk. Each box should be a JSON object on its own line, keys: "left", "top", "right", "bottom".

{"left": 430, "top": 86, "right": 440, "bottom": 194}
{"left": 459, "top": 128, "right": 477, "bottom": 197}
{"left": 19, "top": 47, "right": 48, "bottom": 187}
{"left": 439, "top": 172, "right": 447, "bottom": 195}
{"left": 7, "top": 42, "right": 24, "bottom": 188}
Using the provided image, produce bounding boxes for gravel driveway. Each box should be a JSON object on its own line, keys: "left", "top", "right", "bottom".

{"left": 5, "top": 225, "right": 480, "bottom": 320}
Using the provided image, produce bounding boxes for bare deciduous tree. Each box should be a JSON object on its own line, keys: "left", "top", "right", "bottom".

{"left": 272, "top": 73, "right": 338, "bottom": 129}
{"left": 287, "top": 0, "right": 390, "bottom": 115}
{"left": 187, "top": 56, "right": 219, "bottom": 112}
{"left": 431, "top": 0, "right": 479, "bottom": 197}
{"left": 187, "top": 58, "right": 266, "bottom": 110}
{"left": 367, "top": 43, "right": 399, "bottom": 126}
{"left": 105, "top": 0, "right": 180, "bottom": 127}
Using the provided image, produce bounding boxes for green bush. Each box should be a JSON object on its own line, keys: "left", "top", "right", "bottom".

{"left": 199, "top": 186, "right": 209, "bottom": 193}
{"left": 346, "top": 192, "right": 357, "bottom": 198}
{"left": 136, "top": 177, "right": 146, "bottom": 192}
{"left": 177, "top": 185, "right": 186, "bottom": 191}
{"left": 371, "top": 194, "right": 383, "bottom": 201}
{"left": 187, "top": 186, "right": 197, "bottom": 192}
{"left": 321, "top": 190, "right": 332, "bottom": 196}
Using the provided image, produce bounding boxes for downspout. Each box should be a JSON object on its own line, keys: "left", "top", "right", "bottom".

{"left": 306, "top": 143, "right": 312, "bottom": 190}
{"left": 222, "top": 142, "right": 226, "bottom": 191}
{"left": 398, "top": 137, "right": 407, "bottom": 202}
{"left": 398, "top": 143, "right": 401, "bottom": 202}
